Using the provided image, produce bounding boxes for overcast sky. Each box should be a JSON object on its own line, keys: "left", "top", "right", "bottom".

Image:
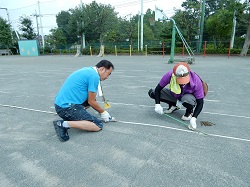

{"left": 0, "top": 0, "right": 184, "bottom": 35}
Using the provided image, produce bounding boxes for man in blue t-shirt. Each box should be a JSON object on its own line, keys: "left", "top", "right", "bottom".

{"left": 148, "top": 62, "right": 206, "bottom": 130}
{"left": 53, "top": 60, "right": 115, "bottom": 142}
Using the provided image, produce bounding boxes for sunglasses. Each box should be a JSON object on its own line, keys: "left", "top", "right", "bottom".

{"left": 176, "top": 72, "right": 189, "bottom": 78}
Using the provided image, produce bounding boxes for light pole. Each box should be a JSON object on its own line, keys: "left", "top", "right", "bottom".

{"left": 138, "top": 11, "right": 140, "bottom": 52}
{"left": 31, "top": 10, "right": 40, "bottom": 39}
{"left": 37, "top": 1, "right": 45, "bottom": 49}
{"left": 0, "top": 7, "right": 10, "bottom": 24}
{"left": 198, "top": 0, "right": 205, "bottom": 53}
{"left": 140, "top": 0, "right": 144, "bottom": 51}
{"left": 1, "top": 7, "right": 13, "bottom": 44}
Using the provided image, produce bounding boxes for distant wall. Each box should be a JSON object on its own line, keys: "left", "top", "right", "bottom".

{"left": 18, "top": 40, "right": 39, "bottom": 56}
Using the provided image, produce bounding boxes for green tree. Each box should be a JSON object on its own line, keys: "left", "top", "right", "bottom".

{"left": 173, "top": 0, "right": 200, "bottom": 42}
{"left": 206, "top": 9, "right": 233, "bottom": 48}
{"left": 19, "top": 16, "right": 36, "bottom": 40}
{"left": 47, "top": 28, "right": 67, "bottom": 48}
{"left": 56, "top": 11, "right": 75, "bottom": 44}
{"left": 0, "top": 17, "right": 12, "bottom": 48}
{"left": 72, "top": 2, "right": 118, "bottom": 45}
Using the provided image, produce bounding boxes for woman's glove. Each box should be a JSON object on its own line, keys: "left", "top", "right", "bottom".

{"left": 154, "top": 104, "right": 163, "bottom": 115}
{"left": 189, "top": 117, "right": 197, "bottom": 130}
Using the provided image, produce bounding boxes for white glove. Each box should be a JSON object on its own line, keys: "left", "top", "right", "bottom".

{"left": 154, "top": 104, "right": 163, "bottom": 115}
{"left": 101, "top": 111, "right": 111, "bottom": 122}
{"left": 190, "top": 117, "right": 197, "bottom": 129}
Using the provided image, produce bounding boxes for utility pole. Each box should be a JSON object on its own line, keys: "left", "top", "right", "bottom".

{"left": 38, "top": 1, "right": 45, "bottom": 49}
{"left": 0, "top": 7, "right": 13, "bottom": 44}
{"left": 140, "top": 0, "right": 144, "bottom": 51}
{"left": 31, "top": 10, "right": 40, "bottom": 39}
{"left": 198, "top": 0, "right": 205, "bottom": 53}
{"left": 0, "top": 7, "right": 10, "bottom": 24}
{"left": 196, "top": 0, "right": 202, "bottom": 53}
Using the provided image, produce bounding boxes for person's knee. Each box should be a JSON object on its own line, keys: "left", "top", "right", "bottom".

{"left": 93, "top": 126, "right": 102, "bottom": 132}
{"left": 182, "top": 102, "right": 194, "bottom": 110}
{"left": 93, "top": 121, "right": 103, "bottom": 131}
{"left": 148, "top": 89, "right": 155, "bottom": 99}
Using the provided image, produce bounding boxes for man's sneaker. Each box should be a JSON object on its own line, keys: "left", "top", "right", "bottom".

{"left": 53, "top": 120, "right": 69, "bottom": 142}
{"left": 181, "top": 114, "right": 192, "bottom": 121}
{"left": 188, "top": 124, "right": 197, "bottom": 130}
{"left": 164, "top": 106, "right": 178, "bottom": 114}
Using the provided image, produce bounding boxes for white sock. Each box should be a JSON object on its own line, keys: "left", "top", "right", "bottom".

{"left": 62, "top": 121, "right": 70, "bottom": 128}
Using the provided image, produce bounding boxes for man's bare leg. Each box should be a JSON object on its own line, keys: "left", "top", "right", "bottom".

{"left": 68, "top": 120, "right": 101, "bottom": 132}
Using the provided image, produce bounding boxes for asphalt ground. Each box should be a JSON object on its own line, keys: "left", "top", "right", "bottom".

{"left": 0, "top": 54, "right": 249, "bottom": 187}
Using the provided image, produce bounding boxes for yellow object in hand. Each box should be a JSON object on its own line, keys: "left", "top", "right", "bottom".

{"left": 104, "top": 101, "right": 111, "bottom": 109}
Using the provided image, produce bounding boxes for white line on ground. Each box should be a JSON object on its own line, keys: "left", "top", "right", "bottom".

{"left": 203, "top": 111, "right": 250, "bottom": 119}
{"left": 118, "top": 120, "right": 250, "bottom": 142}
{"left": 110, "top": 102, "right": 250, "bottom": 119}
{"left": 1, "top": 103, "right": 249, "bottom": 143}
{"left": 0, "top": 104, "right": 56, "bottom": 114}
{"left": 0, "top": 91, "right": 11, "bottom": 93}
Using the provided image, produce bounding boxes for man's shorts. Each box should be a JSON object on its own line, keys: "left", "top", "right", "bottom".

{"left": 54, "top": 104, "right": 103, "bottom": 129}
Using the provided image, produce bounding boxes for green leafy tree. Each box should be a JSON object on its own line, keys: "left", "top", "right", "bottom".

{"left": 173, "top": 0, "right": 200, "bottom": 42}
{"left": 19, "top": 16, "right": 36, "bottom": 40}
{"left": 205, "top": 0, "right": 242, "bottom": 16}
{"left": 160, "top": 21, "right": 173, "bottom": 43}
{"left": 47, "top": 28, "right": 67, "bottom": 48}
{"left": 56, "top": 11, "right": 75, "bottom": 44}
{"left": 72, "top": 2, "right": 118, "bottom": 45}
{"left": 0, "top": 17, "right": 12, "bottom": 48}
{"left": 206, "top": 9, "right": 233, "bottom": 48}
{"left": 143, "top": 9, "right": 156, "bottom": 41}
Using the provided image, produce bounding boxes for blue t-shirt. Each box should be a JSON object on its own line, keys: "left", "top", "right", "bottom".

{"left": 55, "top": 67, "right": 100, "bottom": 108}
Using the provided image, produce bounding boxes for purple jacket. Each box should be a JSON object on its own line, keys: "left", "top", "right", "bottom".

{"left": 159, "top": 70, "right": 204, "bottom": 99}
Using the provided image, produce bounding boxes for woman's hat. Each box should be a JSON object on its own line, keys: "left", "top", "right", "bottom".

{"left": 173, "top": 62, "right": 190, "bottom": 84}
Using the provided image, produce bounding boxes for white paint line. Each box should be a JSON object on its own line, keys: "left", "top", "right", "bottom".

{"left": 117, "top": 120, "right": 250, "bottom": 143}
{"left": 204, "top": 99, "right": 219, "bottom": 102}
{"left": 203, "top": 111, "right": 250, "bottom": 119}
{"left": 0, "top": 104, "right": 56, "bottom": 114}
{"left": 110, "top": 102, "right": 250, "bottom": 119}
{"left": 0, "top": 103, "right": 249, "bottom": 142}
{"left": 0, "top": 91, "right": 11, "bottom": 94}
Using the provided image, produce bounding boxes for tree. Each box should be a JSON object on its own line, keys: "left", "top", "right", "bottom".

{"left": 0, "top": 17, "right": 12, "bottom": 48}
{"left": 71, "top": 1, "right": 119, "bottom": 45}
{"left": 19, "top": 16, "right": 36, "bottom": 40}
{"left": 206, "top": 9, "right": 233, "bottom": 48}
{"left": 56, "top": 11, "right": 75, "bottom": 45}
{"left": 47, "top": 28, "right": 67, "bottom": 48}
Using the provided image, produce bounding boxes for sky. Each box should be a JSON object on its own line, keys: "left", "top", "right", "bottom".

{"left": 0, "top": 0, "right": 184, "bottom": 35}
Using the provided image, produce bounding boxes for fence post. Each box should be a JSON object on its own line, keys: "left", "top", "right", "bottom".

{"left": 145, "top": 45, "right": 147, "bottom": 57}
{"left": 228, "top": 41, "right": 231, "bottom": 58}
{"left": 162, "top": 42, "right": 164, "bottom": 58}
{"left": 204, "top": 41, "right": 207, "bottom": 58}
{"left": 50, "top": 48, "right": 53, "bottom": 56}
{"left": 115, "top": 45, "right": 117, "bottom": 56}
{"left": 129, "top": 45, "right": 131, "bottom": 57}
{"left": 90, "top": 46, "right": 92, "bottom": 57}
